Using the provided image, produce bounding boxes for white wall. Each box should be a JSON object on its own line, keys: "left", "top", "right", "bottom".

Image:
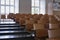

{"left": 19, "top": 0, "right": 31, "bottom": 14}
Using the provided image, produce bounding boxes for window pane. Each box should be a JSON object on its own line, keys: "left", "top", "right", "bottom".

{"left": 6, "top": 0, "right": 9, "bottom": 5}
{"left": 1, "top": 0, "right": 5, "bottom": 5}
{"left": 1, "top": 6, "right": 5, "bottom": 14}
{"left": 15, "top": 6, "right": 18, "bottom": 13}
{"left": 32, "top": 8, "right": 35, "bottom": 14}
{"left": 10, "top": 6, "right": 14, "bottom": 13}
{"left": 34, "top": 8, "right": 39, "bottom": 14}
{"left": 32, "top": 0, "right": 34, "bottom": 6}
{"left": 6, "top": 6, "right": 9, "bottom": 14}
{"left": 15, "top": 0, "right": 19, "bottom": 13}
{"left": 0, "top": 0, "right": 19, "bottom": 14}
{"left": 10, "top": 0, "right": 14, "bottom": 5}
{"left": 35, "top": 0, "right": 39, "bottom": 6}
{"left": 40, "top": 0, "right": 45, "bottom": 14}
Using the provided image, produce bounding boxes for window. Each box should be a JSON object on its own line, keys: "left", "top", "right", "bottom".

{"left": 0, "top": 0, "right": 19, "bottom": 15}
{"left": 31, "top": 0, "right": 46, "bottom": 15}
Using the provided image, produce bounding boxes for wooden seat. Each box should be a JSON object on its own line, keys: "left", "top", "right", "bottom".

{"left": 25, "top": 24, "right": 33, "bottom": 31}
{"left": 1, "top": 15, "right": 5, "bottom": 19}
{"left": 49, "top": 15, "right": 59, "bottom": 29}
{"left": 36, "top": 29, "right": 48, "bottom": 38}
{"left": 48, "top": 29, "right": 60, "bottom": 38}
{"left": 38, "top": 14, "right": 49, "bottom": 24}
{"left": 25, "top": 20, "right": 35, "bottom": 31}
{"left": 49, "top": 24, "right": 59, "bottom": 29}
{"left": 7, "top": 13, "right": 15, "bottom": 19}
{"left": 14, "top": 16, "right": 20, "bottom": 23}
{"left": 33, "top": 23, "right": 45, "bottom": 30}
{"left": 33, "top": 23, "right": 48, "bottom": 40}
{"left": 49, "top": 15, "right": 59, "bottom": 24}
{"left": 19, "top": 18, "right": 25, "bottom": 25}
{"left": 25, "top": 16, "right": 31, "bottom": 20}
{"left": 25, "top": 20, "right": 34, "bottom": 24}
{"left": 46, "top": 38, "right": 60, "bottom": 40}
{"left": 33, "top": 14, "right": 43, "bottom": 20}
{"left": 37, "top": 14, "right": 49, "bottom": 29}
{"left": 35, "top": 29, "right": 48, "bottom": 40}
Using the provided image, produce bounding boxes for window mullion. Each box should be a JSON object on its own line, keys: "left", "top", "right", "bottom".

{"left": 14, "top": 0, "right": 15, "bottom": 14}
{"left": 34, "top": 0, "right": 35, "bottom": 14}
{"left": 4, "top": 0, "right": 6, "bottom": 14}
{"left": 5, "top": 0, "right": 6, "bottom": 18}
{"left": 9, "top": 0, "right": 10, "bottom": 13}
{"left": 0, "top": 0, "right": 1, "bottom": 19}
{"left": 39, "top": 0, "right": 40, "bottom": 14}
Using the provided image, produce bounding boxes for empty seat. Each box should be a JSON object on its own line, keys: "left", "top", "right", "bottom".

{"left": 37, "top": 14, "right": 49, "bottom": 29}
{"left": 7, "top": 13, "right": 15, "bottom": 19}
{"left": 25, "top": 20, "right": 35, "bottom": 31}
{"left": 49, "top": 15, "right": 59, "bottom": 24}
{"left": 46, "top": 38, "right": 60, "bottom": 40}
{"left": 38, "top": 14, "right": 49, "bottom": 24}
{"left": 33, "top": 23, "right": 45, "bottom": 30}
{"left": 33, "top": 23, "right": 48, "bottom": 40}
{"left": 36, "top": 29, "right": 48, "bottom": 38}
{"left": 49, "top": 15, "right": 59, "bottom": 29}
{"left": 1, "top": 15, "right": 5, "bottom": 19}
{"left": 49, "top": 24, "right": 59, "bottom": 29}
{"left": 19, "top": 18, "right": 25, "bottom": 25}
{"left": 48, "top": 29, "right": 60, "bottom": 38}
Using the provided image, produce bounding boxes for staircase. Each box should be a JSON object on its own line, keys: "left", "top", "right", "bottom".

{"left": 0, "top": 19, "right": 35, "bottom": 40}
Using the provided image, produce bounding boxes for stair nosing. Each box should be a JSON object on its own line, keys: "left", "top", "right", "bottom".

{"left": 0, "top": 30, "right": 26, "bottom": 33}
{"left": 0, "top": 34, "right": 33, "bottom": 39}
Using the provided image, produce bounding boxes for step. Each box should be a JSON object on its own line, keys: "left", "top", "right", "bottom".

{"left": 0, "top": 19, "right": 35, "bottom": 40}
{"left": 0, "top": 23, "right": 19, "bottom": 25}
{"left": 46, "top": 38, "right": 60, "bottom": 40}
{"left": 0, "top": 27, "right": 23, "bottom": 31}
{"left": 0, "top": 19, "right": 14, "bottom": 21}
{"left": 0, "top": 31, "right": 35, "bottom": 37}
{"left": 0, "top": 35, "right": 34, "bottom": 40}
{"left": 0, "top": 30, "right": 26, "bottom": 34}
{"left": 0, "top": 32, "right": 32, "bottom": 35}
{"left": 0, "top": 29, "right": 25, "bottom": 31}
{"left": 1, "top": 37, "right": 34, "bottom": 40}
{"left": 0, "top": 27, "right": 25, "bottom": 30}
{"left": 0, "top": 25, "right": 19, "bottom": 27}
{"left": 0, "top": 22, "right": 16, "bottom": 24}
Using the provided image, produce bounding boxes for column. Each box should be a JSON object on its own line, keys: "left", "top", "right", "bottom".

{"left": 47, "top": 0, "right": 53, "bottom": 15}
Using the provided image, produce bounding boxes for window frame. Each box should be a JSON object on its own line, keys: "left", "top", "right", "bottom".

{"left": 0, "top": 0, "right": 19, "bottom": 15}
{"left": 31, "top": 0, "right": 46, "bottom": 15}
